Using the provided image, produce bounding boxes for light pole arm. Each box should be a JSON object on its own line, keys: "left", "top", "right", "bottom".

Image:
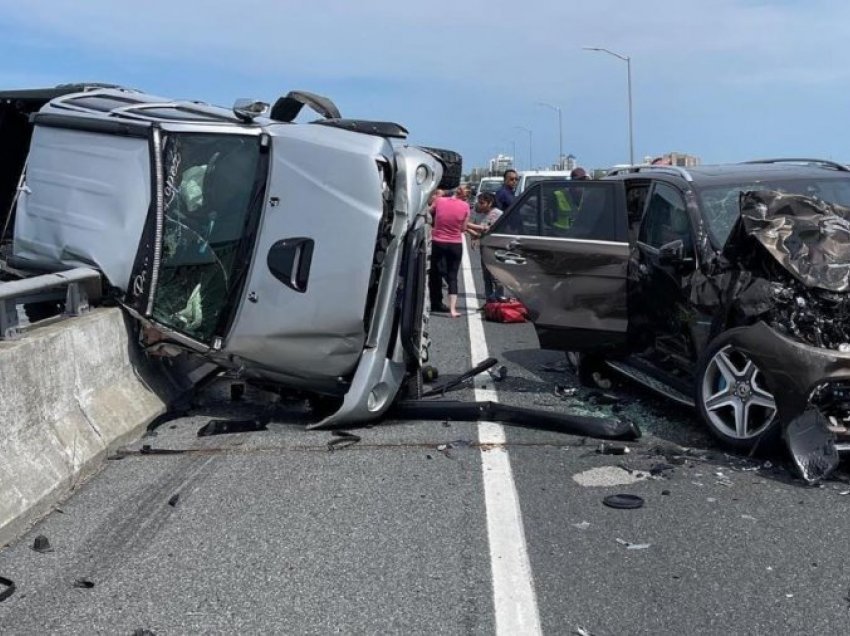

{"left": 537, "top": 101, "right": 564, "bottom": 167}
{"left": 583, "top": 46, "right": 635, "bottom": 165}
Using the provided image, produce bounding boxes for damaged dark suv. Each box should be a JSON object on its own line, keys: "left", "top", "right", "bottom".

{"left": 481, "top": 159, "right": 850, "bottom": 481}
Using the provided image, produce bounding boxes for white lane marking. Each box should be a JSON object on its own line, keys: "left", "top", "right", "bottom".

{"left": 461, "top": 240, "right": 542, "bottom": 636}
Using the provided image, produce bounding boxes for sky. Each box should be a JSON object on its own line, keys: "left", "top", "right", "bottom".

{"left": 1, "top": 0, "right": 849, "bottom": 173}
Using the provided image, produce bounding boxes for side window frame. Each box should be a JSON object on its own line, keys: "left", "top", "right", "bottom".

{"left": 637, "top": 180, "right": 694, "bottom": 253}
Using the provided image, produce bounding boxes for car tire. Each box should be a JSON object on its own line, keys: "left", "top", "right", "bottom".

{"left": 418, "top": 146, "right": 462, "bottom": 191}
{"left": 695, "top": 331, "right": 781, "bottom": 452}
{"left": 402, "top": 367, "right": 424, "bottom": 400}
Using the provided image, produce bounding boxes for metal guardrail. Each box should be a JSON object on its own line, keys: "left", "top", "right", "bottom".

{"left": 0, "top": 267, "right": 102, "bottom": 340}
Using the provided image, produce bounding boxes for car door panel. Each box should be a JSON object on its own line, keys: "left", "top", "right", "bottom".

{"left": 631, "top": 181, "right": 700, "bottom": 366}
{"left": 482, "top": 181, "right": 630, "bottom": 352}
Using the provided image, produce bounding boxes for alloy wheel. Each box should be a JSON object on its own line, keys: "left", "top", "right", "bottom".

{"left": 701, "top": 345, "right": 777, "bottom": 440}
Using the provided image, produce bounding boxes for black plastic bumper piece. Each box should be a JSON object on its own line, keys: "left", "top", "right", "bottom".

{"left": 388, "top": 399, "right": 641, "bottom": 441}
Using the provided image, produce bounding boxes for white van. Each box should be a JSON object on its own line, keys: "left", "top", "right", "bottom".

{"left": 516, "top": 170, "right": 572, "bottom": 194}
{"left": 475, "top": 176, "right": 503, "bottom": 199}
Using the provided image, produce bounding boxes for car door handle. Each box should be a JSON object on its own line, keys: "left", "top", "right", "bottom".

{"left": 506, "top": 239, "right": 521, "bottom": 250}
{"left": 494, "top": 250, "right": 526, "bottom": 265}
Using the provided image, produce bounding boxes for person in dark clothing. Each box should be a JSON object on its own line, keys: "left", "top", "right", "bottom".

{"left": 495, "top": 169, "right": 518, "bottom": 212}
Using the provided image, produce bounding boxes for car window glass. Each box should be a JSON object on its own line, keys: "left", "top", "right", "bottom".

{"left": 495, "top": 190, "right": 539, "bottom": 235}
{"left": 639, "top": 182, "right": 693, "bottom": 254}
{"left": 539, "top": 183, "right": 620, "bottom": 241}
{"left": 152, "top": 133, "right": 262, "bottom": 343}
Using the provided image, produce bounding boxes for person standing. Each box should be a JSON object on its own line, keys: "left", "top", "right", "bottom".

{"left": 466, "top": 192, "right": 505, "bottom": 301}
{"left": 495, "top": 168, "right": 518, "bottom": 212}
{"left": 429, "top": 185, "right": 471, "bottom": 317}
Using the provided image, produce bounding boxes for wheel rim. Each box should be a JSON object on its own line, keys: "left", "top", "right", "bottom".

{"left": 701, "top": 345, "right": 777, "bottom": 440}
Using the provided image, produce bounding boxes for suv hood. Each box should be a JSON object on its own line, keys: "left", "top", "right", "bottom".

{"left": 723, "top": 190, "right": 850, "bottom": 292}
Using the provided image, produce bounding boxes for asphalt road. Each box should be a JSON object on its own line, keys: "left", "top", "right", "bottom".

{"left": 3, "top": 248, "right": 850, "bottom": 635}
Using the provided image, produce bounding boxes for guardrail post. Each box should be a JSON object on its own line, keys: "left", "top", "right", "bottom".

{"left": 0, "top": 299, "right": 20, "bottom": 340}
{"left": 63, "top": 282, "right": 89, "bottom": 317}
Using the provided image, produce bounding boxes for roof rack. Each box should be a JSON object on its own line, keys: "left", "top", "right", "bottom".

{"left": 741, "top": 158, "right": 850, "bottom": 172}
{"left": 606, "top": 165, "right": 694, "bottom": 182}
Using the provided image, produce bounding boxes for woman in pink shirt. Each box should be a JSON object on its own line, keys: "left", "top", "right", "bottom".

{"left": 428, "top": 185, "right": 471, "bottom": 317}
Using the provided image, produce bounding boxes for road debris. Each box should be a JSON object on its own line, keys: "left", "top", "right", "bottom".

{"left": 197, "top": 416, "right": 269, "bottom": 437}
{"left": 487, "top": 365, "right": 508, "bottom": 382}
{"left": 615, "top": 538, "right": 651, "bottom": 550}
{"left": 603, "top": 494, "right": 645, "bottom": 510}
{"left": 437, "top": 440, "right": 472, "bottom": 459}
{"left": 741, "top": 514, "right": 757, "bottom": 521}
{"left": 327, "top": 430, "right": 361, "bottom": 451}
{"left": 391, "top": 399, "right": 641, "bottom": 440}
{"left": 649, "top": 463, "right": 675, "bottom": 476}
{"left": 31, "top": 535, "right": 53, "bottom": 553}
{"left": 786, "top": 408, "right": 839, "bottom": 485}
{"left": 597, "top": 443, "right": 630, "bottom": 456}
{"left": 573, "top": 466, "right": 648, "bottom": 487}
{"left": 586, "top": 390, "right": 619, "bottom": 405}
{"left": 0, "top": 576, "right": 15, "bottom": 602}
{"left": 73, "top": 578, "right": 95, "bottom": 589}
{"left": 420, "top": 357, "right": 498, "bottom": 397}
{"left": 574, "top": 627, "right": 593, "bottom": 636}
{"left": 571, "top": 521, "right": 591, "bottom": 530}
{"left": 555, "top": 384, "right": 579, "bottom": 398}
{"left": 167, "top": 494, "right": 180, "bottom": 507}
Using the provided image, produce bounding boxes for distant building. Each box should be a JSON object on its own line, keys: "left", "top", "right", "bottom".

{"left": 550, "top": 154, "right": 577, "bottom": 171}
{"left": 488, "top": 154, "right": 514, "bottom": 175}
{"left": 643, "top": 152, "right": 701, "bottom": 167}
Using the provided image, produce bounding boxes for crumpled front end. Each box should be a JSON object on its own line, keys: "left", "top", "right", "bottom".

{"left": 693, "top": 190, "right": 850, "bottom": 482}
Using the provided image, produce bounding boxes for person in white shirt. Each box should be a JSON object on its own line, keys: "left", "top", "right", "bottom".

{"left": 466, "top": 192, "right": 505, "bottom": 301}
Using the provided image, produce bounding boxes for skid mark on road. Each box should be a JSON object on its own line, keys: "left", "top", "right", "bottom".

{"left": 461, "top": 241, "right": 542, "bottom": 636}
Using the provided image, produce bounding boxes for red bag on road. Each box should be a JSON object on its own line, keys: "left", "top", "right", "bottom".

{"left": 484, "top": 299, "right": 528, "bottom": 323}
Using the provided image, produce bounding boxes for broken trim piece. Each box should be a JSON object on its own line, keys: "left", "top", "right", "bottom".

{"left": 389, "top": 399, "right": 641, "bottom": 441}
{"left": 0, "top": 576, "right": 15, "bottom": 602}
{"left": 269, "top": 90, "right": 341, "bottom": 122}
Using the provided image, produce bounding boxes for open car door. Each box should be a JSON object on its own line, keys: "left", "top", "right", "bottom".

{"left": 481, "top": 180, "right": 630, "bottom": 351}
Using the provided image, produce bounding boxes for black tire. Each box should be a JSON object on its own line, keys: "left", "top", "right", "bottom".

{"left": 418, "top": 146, "right": 462, "bottom": 190}
{"left": 401, "top": 367, "right": 424, "bottom": 400}
{"left": 695, "top": 331, "right": 781, "bottom": 452}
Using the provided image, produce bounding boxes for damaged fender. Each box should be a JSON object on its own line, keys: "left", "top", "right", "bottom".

{"left": 724, "top": 322, "right": 850, "bottom": 482}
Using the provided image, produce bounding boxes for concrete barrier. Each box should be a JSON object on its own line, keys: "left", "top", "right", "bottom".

{"left": 0, "top": 308, "right": 199, "bottom": 547}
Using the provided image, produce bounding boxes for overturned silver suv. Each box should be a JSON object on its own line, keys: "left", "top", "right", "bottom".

{"left": 0, "top": 84, "right": 461, "bottom": 427}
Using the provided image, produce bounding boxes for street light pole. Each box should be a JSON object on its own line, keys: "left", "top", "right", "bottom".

{"left": 514, "top": 125, "right": 533, "bottom": 170}
{"left": 537, "top": 102, "right": 563, "bottom": 168}
{"left": 583, "top": 46, "right": 634, "bottom": 166}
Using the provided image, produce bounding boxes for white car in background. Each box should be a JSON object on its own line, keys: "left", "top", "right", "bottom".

{"left": 516, "top": 170, "right": 572, "bottom": 194}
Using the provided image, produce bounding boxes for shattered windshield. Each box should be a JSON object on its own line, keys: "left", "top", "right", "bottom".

{"left": 698, "top": 178, "right": 850, "bottom": 246}
{"left": 151, "top": 133, "right": 263, "bottom": 343}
